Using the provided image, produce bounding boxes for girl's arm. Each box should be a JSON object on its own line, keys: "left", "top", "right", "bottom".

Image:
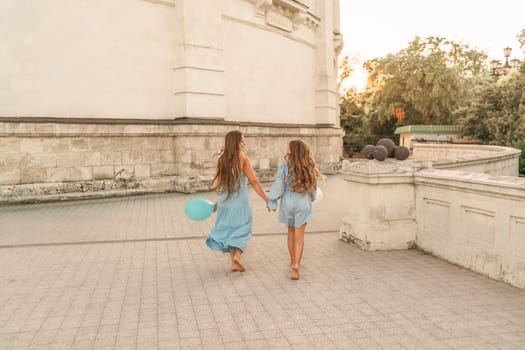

{"left": 241, "top": 156, "right": 269, "bottom": 205}
{"left": 267, "top": 162, "right": 287, "bottom": 210}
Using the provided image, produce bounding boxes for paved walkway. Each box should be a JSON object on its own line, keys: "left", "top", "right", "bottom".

{"left": 1, "top": 175, "right": 524, "bottom": 350}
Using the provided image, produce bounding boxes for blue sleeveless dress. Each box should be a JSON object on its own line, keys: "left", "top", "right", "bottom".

{"left": 206, "top": 172, "right": 253, "bottom": 252}
{"left": 268, "top": 162, "right": 317, "bottom": 228}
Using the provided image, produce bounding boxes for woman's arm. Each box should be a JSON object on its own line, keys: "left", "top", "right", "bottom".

{"left": 242, "top": 156, "right": 269, "bottom": 204}
{"left": 266, "top": 162, "right": 287, "bottom": 210}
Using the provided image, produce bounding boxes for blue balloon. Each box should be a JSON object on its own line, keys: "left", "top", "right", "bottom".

{"left": 185, "top": 198, "right": 215, "bottom": 221}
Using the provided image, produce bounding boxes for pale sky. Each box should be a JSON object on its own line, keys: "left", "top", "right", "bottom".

{"left": 339, "top": 0, "right": 525, "bottom": 90}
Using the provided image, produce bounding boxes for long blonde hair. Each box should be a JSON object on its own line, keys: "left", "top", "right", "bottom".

{"left": 286, "top": 140, "right": 321, "bottom": 193}
{"left": 210, "top": 130, "right": 243, "bottom": 199}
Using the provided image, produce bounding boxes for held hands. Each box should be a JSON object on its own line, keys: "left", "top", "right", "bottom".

{"left": 266, "top": 199, "right": 278, "bottom": 212}
{"left": 265, "top": 199, "right": 273, "bottom": 212}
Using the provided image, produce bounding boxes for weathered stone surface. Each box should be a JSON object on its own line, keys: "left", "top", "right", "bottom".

{"left": 44, "top": 139, "right": 69, "bottom": 153}
{"left": 20, "top": 139, "right": 45, "bottom": 153}
{"left": 0, "top": 138, "right": 20, "bottom": 153}
{"left": 20, "top": 167, "right": 47, "bottom": 184}
{"left": 82, "top": 152, "right": 101, "bottom": 167}
{"left": 160, "top": 150, "right": 175, "bottom": 163}
{"left": 28, "top": 154, "right": 57, "bottom": 168}
{"left": 47, "top": 167, "right": 71, "bottom": 182}
{"left": 100, "top": 151, "right": 122, "bottom": 166}
{"left": 0, "top": 122, "right": 343, "bottom": 201}
{"left": 0, "top": 168, "right": 20, "bottom": 185}
{"left": 70, "top": 167, "right": 93, "bottom": 181}
{"left": 122, "top": 149, "right": 142, "bottom": 165}
{"left": 93, "top": 166, "right": 114, "bottom": 180}
{"left": 70, "top": 139, "right": 89, "bottom": 151}
{"left": 134, "top": 164, "right": 151, "bottom": 179}
{"left": 56, "top": 153, "right": 84, "bottom": 168}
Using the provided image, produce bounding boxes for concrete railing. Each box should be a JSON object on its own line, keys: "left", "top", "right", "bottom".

{"left": 340, "top": 144, "right": 525, "bottom": 289}
{"left": 415, "top": 169, "right": 525, "bottom": 289}
{"left": 412, "top": 143, "right": 520, "bottom": 176}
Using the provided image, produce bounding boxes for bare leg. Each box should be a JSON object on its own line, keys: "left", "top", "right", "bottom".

{"left": 290, "top": 224, "right": 306, "bottom": 280}
{"left": 287, "top": 226, "right": 295, "bottom": 266}
{"left": 229, "top": 250, "right": 235, "bottom": 270}
{"left": 231, "top": 248, "right": 245, "bottom": 272}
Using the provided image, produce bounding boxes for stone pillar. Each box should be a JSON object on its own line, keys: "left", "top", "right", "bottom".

{"left": 339, "top": 160, "right": 425, "bottom": 250}
{"left": 173, "top": 0, "right": 226, "bottom": 119}
{"left": 314, "top": 0, "right": 339, "bottom": 126}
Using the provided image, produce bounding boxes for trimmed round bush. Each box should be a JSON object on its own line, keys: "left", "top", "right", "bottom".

{"left": 372, "top": 145, "right": 388, "bottom": 161}
{"left": 362, "top": 144, "right": 375, "bottom": 159}
{"left": 377, "top": 138, "right": 396, "bottom": 157}
{"left": 394, "top": 146, "right": 410, "bottom": 160}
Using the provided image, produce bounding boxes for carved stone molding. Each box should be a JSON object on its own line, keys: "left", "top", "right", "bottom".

{"left": 305, "top": 12, "right": 320, "bottom": 30}
{"left": 292, "top": 10, "right": 306, "bottom": 27}
{"left": 266, "top": 8, "right": 293, "bottom": 32}
{"left": 274, "top": 0, "right": 308, "bottom": 12}
{"left": 251, "top": 0, "right": 318, "bottom": 32}
{"left": 255, "top": 0, "right": 273, "bottom": 16}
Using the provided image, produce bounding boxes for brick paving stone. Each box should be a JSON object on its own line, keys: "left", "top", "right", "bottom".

{"left": 1, "top": 175, "right": 525, "bottom": 349}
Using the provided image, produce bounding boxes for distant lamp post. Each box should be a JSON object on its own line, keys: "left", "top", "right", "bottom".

{"left": 490, "top": 47, "right": 521, "bottom": 78}
{"left": 511, "top": 58, "right": 521, "bottom": 69}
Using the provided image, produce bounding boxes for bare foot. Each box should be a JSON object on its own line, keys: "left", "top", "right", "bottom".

{"left": 290, "top": 265, "right": 300, "bottom": 280}
{"left": 232, "top": 256, "right": 246, "bottom": 272}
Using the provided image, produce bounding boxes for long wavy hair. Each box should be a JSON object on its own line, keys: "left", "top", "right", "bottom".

{"left": 286, "top": 140, "right": 322, "bottom": 193}
{"left": 210, "top": 130, "right": 243, "bottom": 199}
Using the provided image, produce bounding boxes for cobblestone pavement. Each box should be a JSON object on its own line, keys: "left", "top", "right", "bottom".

{"left": 0, "top": 176, "right": 346, "bottom": 247}
{"left": 1, "top": 175, "right": 525, "bottom": 350}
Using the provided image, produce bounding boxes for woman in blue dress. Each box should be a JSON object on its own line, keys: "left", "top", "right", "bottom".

{"left": 206, "top": 130, "right": 269, "bottom": 272}
{"left": 268, "top": 140, "right": 322, "bottom": 280}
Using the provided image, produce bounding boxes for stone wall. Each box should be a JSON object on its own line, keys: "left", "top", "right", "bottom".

{"left": 0, "top": 119, "right": 343, "bottom": 203}
{"left": 1, "top": 0, "right": 342, "bottom": 126}
{"left": 415, "top": 170, "right": 525, "bottom": 289}
{"left": 339, "top": 144, "right": 525, "bottom": 289}
{"left": 412, "top": 144, "right": 520, "bottom": 176}
{"left": 0, "top": 1, "right": 344, "bottom": 202}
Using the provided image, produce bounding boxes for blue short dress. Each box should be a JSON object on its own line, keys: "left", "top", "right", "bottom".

{"left": 268, "top": 162, "right": 316, "bottom": 228}
{"left": 206, "top": 173, "right": 253, "bottom": 253}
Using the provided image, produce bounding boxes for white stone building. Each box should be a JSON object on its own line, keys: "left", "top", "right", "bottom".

{"left": 0, "top": 0, "right": 344, "bottom": 202}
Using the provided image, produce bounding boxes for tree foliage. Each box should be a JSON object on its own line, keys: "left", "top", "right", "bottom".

{"left": 461, "top": 30, "right": 525, "bottom": 174}
{"left": 362, "top": 36, "right": 488, "bottom": 126}
{"left": 339, "top": 32, "right": 524, "bottom": 173}
{"left": 462, "top": 71, "right": 525, "bottom": 145}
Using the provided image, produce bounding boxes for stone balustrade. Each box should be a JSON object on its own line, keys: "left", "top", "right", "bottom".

{"left": 412, "top": 144, "right": 520, "bottom": 176}
{"left": 340, "top": 143, "right": 525, "bottom": 289}
{"left": 415, "top": 169, "right": 525, "bottom": 289}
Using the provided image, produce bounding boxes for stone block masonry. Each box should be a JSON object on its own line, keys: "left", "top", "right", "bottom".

{"left": 0, "top": 119, "right": 343, "bottom": 203}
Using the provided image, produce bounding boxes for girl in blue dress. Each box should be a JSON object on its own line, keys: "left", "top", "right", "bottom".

{"left": 206, "top": 130, "right": 269, "bottom": 272}
{"left": 268, "top": 140, "right": 322, "bottom": 280}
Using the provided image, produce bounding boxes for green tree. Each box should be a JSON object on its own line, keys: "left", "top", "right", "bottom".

{"left": 363, "top": 36, "right": 488, "bottom": 126}
{"left": 339, "top": 87, "right": 369, "bottom": 153}
{"left": 339, "top": 54, "right": 398, "bottom": 152}
{"left": 338, "top": 56, "right": 370, "bottom": 154}
{"left": 462, "top": 29, "right": 525, "bottom": 175}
